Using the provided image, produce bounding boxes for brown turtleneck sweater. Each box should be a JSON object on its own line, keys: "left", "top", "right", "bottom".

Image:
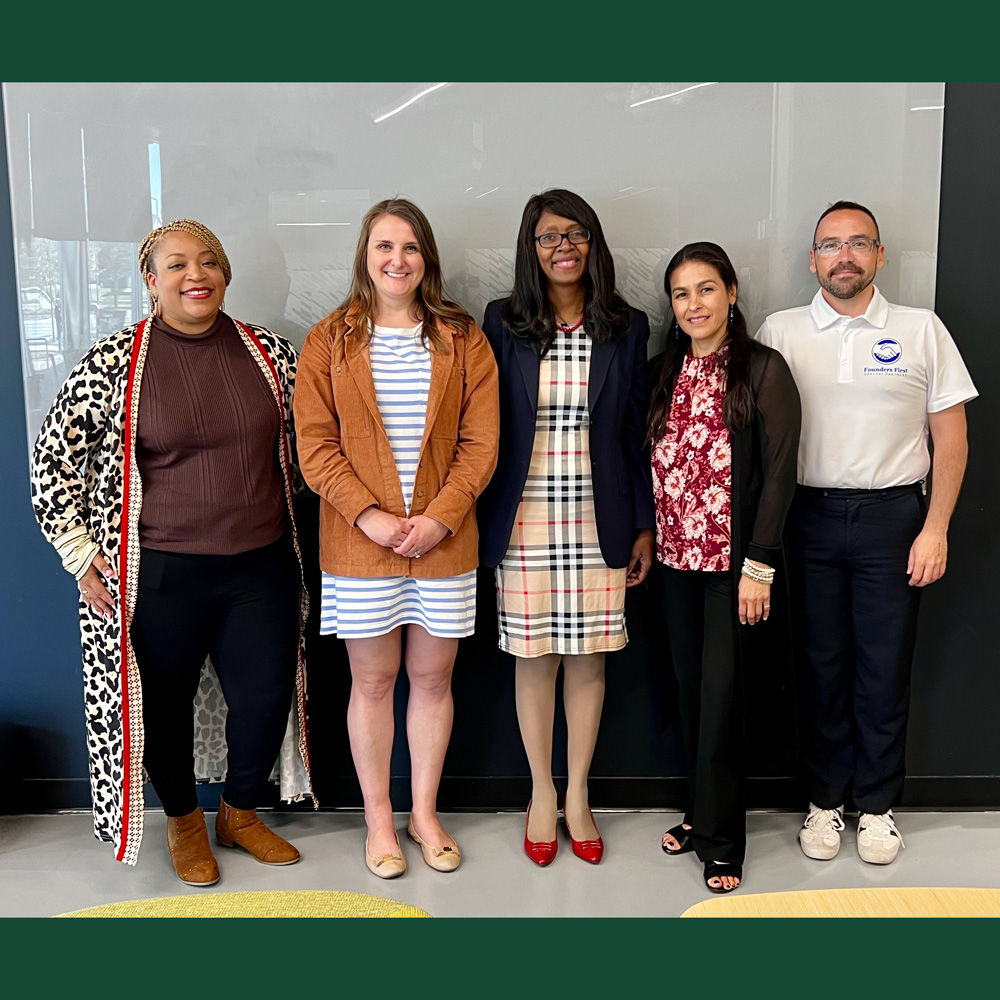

{"left": 136, "top": 313, "right": 286, "bottom": 554}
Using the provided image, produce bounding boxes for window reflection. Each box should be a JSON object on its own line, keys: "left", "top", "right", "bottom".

{"left": 5, "top": 81, "right": 945, "bottom": 449}
{"left": 18, "top": 236, "right": 139, "bottom": 439}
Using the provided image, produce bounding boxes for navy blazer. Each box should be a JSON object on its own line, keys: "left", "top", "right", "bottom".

{"left": 477, "top": 298, "right": 655, "bottom": 569}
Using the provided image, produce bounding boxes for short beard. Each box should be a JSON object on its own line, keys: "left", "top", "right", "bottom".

{"left": 820, "top": 268, "right": 873, "bottom": 301}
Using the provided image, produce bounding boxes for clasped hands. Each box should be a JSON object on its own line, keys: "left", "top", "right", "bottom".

{"left": 355, "top": 507, "right": 449, "bottom": 559}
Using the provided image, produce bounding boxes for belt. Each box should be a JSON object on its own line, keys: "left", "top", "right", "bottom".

{"left": 796, "top": 482, "right": 924, "bottom": 498}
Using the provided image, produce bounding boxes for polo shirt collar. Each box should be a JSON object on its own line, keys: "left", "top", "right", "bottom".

{"left": 808, "top": 285, "right": 889, "bottom": 331}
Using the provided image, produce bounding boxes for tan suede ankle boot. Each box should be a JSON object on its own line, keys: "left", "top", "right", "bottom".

{"left": 215, "top": 797, "right": 301, "bottom": 865}
{"left": 166, "top": 807, "right": 220, "bottom": 886}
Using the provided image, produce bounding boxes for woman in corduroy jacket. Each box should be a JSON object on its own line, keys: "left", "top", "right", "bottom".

{"left": 295, "top": 198, "right": 498, "bottom": 878}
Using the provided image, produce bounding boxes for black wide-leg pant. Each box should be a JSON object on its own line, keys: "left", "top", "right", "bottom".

{"left": 130, "top": 534, "right": 300, "bottom": 817}
{"left": 659, "top": 564, "right": 745, "bottom": 865}
{"left": 787, "top": 485, "right": 924, "bottom": 814}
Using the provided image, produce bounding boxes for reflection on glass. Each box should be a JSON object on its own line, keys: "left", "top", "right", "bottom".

{"left": 4, "top": 81, "right": 945, "bottom": 447}
{"left": 17, "top": 236, "right": 140, "bottom": 437}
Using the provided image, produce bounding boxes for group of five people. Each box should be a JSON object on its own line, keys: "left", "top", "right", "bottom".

{"left": 30, "top": 189, "right": 976, "bottom": 897}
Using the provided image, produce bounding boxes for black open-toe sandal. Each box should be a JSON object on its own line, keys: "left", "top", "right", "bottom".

{"left": 704, "top": 861, "right": 743, "bottom": 894}
{"left": 661, "top": 823, "right": 694, "bottom": 856}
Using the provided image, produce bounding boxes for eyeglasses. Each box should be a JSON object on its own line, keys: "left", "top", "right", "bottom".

{"left": 534, "top": 228, "right": 591, "bottom": 248}
{"left": 812, "top": 238, "right": 880, "bottom": 257}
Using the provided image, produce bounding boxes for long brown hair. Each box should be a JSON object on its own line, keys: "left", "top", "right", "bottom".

{"left": 647, "top": 242, "right": 755, "bottom": 442}
{"left": 341, "top": 198, "right": 471, "bottom": 350}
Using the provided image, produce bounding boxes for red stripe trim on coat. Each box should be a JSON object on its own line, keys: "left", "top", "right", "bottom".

{"left": 115, "top": 319, "right": 147, "bottom": 862}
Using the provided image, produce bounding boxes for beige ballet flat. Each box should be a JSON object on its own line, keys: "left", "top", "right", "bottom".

{"left": 364, "top": 836, "right": 406, "bottom": 879}
{"left": 407, "top": 817, "right": 462, "bottom": 873}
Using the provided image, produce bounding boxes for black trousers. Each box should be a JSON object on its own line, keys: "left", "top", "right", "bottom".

{"left": 659, "top": 565, "right": 745, "bottom": 864}
{"left": 787, "top": 485, "right": 925, "bottom": 814}
{"left": 129, "top": 533, "right": 300, "bottom": 816}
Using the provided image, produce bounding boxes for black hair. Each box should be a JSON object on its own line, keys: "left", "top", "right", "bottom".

{"left": 500, "top": 188, "right": 630, "bottom": 355}
{"left": 647, "top": 242, "right": 754, "bottom": 440}
{"left": 813, "top": 200, "right": 880, "bottom": 243}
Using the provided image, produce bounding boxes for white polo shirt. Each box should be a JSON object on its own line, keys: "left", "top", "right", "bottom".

{"left": 755, "top": 287, "right": 977, "bottom": 489}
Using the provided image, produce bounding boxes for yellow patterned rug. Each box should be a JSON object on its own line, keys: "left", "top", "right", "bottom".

{"left": 682, "top": 886, "right": 1000, "bottom": 918}
{"left": 55, "top": 890, "right": 431, "bottom": 918}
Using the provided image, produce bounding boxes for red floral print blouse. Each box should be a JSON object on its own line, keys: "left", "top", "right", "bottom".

{"left": 651, "top": 346, "right": 732, "bottom": 571}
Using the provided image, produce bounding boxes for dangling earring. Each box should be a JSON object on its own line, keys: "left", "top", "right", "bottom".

{"left": 674, "top": 321, "right": 680, "bottom": 340}
{"left": 728, "top": 303, "right": 734, "bottom": 329}
{"left": 220, "top": 299, "right": 226, "bottom": 314}
{"left": 150, "top": 292, "right": 160, "bottom": 319}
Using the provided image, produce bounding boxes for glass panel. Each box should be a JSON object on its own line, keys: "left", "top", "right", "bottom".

{"left": 4, "top": 82, "right": 945, "bottom": 446}
{"left": 16, "top": 235, "right": 140, "bottom": 437}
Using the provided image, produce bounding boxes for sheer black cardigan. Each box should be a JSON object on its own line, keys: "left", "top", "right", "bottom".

{"left": 732, "top": 340, "right": 801, "bottom": 573}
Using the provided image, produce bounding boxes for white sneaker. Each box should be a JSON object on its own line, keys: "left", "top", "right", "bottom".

{"left": 857, "top": 811, "right": 904, "bottom": 864}
{"left": 798, "top": 803, "right": 845, "bottom": 860}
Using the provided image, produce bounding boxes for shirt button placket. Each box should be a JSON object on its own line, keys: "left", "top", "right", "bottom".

{"left": 838, "top": 319, "right": 854, "bottom": 383}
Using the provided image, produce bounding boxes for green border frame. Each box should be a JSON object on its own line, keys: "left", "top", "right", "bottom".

{"left": 2, "top": 6, "right": 992, "bottom": 82}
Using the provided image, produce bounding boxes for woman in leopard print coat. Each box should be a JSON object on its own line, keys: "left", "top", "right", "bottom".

{"left": 30, "top": 220, "right": 313, "bottom": 877}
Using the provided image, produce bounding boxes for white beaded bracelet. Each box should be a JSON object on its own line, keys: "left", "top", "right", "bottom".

{"left": 741, "top": 558, "right": 775, "bottom": 584}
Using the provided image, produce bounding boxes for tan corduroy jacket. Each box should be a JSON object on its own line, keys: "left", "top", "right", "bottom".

{"left": 294, "top": 304, "right": 499, "bottom": 578}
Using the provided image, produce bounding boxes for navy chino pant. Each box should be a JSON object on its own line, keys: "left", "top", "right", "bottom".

{"left": 787, "top": 484, "right": 925, "bottom": 814}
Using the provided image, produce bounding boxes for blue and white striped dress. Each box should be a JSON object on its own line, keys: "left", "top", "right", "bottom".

{"left": 320, "top": 323, "right": 477, "bottom": 639}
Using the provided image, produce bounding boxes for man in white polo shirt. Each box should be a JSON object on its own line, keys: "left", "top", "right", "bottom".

{"left": 756, "top": 201, "right": 976, "bottom": 865}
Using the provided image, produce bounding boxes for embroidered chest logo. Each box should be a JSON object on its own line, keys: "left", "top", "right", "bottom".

{"left": 872, "top": 339, "right": 902, "bottom": 364}
{"left": 864, "top": 338, "right": 908, "bottom": 377}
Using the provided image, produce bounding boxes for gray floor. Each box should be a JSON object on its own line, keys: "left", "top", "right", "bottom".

{"left": 2, "top": 809, "right": 998, "bottom": 917}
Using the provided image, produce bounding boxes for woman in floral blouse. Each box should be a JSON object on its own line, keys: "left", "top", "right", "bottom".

{"left": 647, "top": 242, "right": 800, "bottom": 893}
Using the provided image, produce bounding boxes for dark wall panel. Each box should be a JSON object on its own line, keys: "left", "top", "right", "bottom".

{"left": 907, "top": 82, "right": 1000, "bottom": 775}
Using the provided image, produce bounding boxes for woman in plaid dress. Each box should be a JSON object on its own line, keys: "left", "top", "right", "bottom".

{"left": 478, "top": 189, "right": 655, "bottom": 865}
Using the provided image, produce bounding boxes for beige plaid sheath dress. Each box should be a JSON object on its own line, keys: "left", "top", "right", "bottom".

{"left": 495, "top": 323, "right": 627, "bottom": 658}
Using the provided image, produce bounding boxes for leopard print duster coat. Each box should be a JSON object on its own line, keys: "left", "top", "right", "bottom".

{"left": 30, "top": 317, "right": 314, "bottom": 865}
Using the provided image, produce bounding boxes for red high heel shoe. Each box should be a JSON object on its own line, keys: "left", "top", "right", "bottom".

{"left": 523, "top": 799, "right": 558, "bottom": 866}
{"left": 564, "top": 806, "right": 605, "bottom": 864}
